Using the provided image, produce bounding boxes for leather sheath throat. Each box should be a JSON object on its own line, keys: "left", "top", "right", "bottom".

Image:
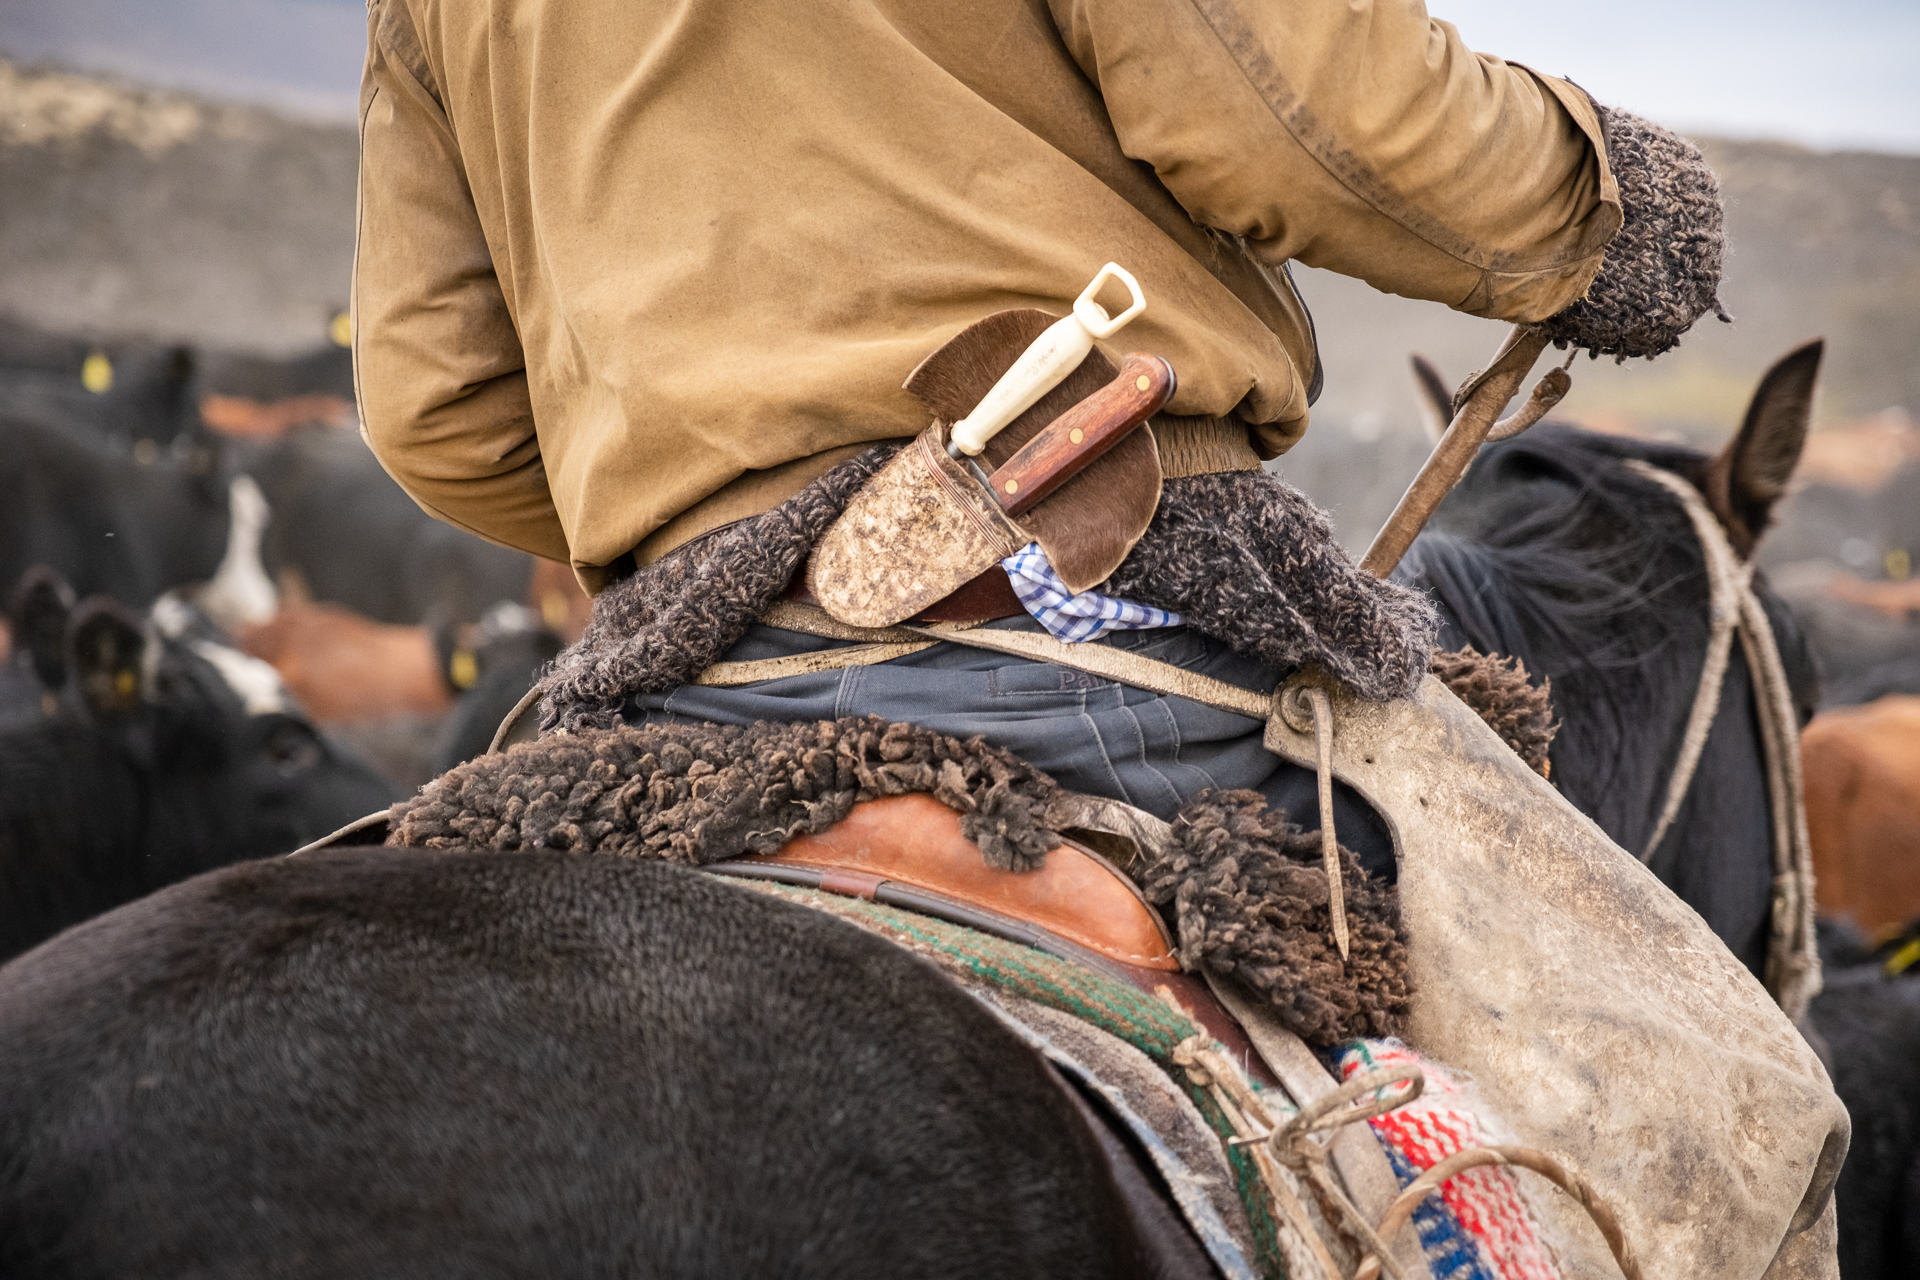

{"left": 785, "top": 561, "right": 1024, "bottom": 623}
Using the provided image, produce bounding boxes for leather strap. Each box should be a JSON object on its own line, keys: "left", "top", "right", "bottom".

{"left": 1205, "top": 974, "right": 1436, "bottom": 1280}
{"left": 899, "top": 623, "right": 1275, "bottom": 720}
{"left": 695, "top": 641, "right": 940, "bottom": 686}
{"left": 703, "top": 600, "right": 1279, "bottom": 723}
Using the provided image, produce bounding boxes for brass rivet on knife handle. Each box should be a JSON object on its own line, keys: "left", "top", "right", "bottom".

{"left": 1359, "top": 326, "right": 1556, "bottom": 579}
{"left": 988, "top": 353, "right": 1175, "bottom": 519}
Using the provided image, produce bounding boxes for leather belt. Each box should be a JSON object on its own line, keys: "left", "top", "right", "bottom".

{"left": 783, "top": 561, "right": 1024, "bottom": 623}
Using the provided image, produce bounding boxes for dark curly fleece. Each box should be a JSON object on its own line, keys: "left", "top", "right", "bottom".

{"left": 393, "top": 715, "right": 1410, "bottom": 1041}
{"left": 1103, "top": 471, "right": 1439, "bottom": 702}
{"left": 1142, "top": 789, "right": 1411, "bottom": 1046}
{"left": 536, "top": 445, "right": 901, "bottom": 732}
{"left": 387, "top": 715, "right": 1061, "bottom": 872}
{"left": 1431, "top": 646, "right": 1559, "bottom": 778}
{"left": 1536, "top": 104, "right": 1729, "bottom": 361}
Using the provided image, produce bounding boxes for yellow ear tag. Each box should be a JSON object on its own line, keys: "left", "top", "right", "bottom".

{"left": 449, "top": 648, "right": 479, "bottom": 690}
{"left": 82, "top": 351, "right": 114, "bottom": 394}
{"left": 330, "top": 311, "right": 353, "bottom": 348}
{"left": 113, "top": 669, "right": 137, "bottom": 697}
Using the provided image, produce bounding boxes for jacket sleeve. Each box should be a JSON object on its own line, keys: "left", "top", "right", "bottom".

{"left": 351, "top": 0, "right": 572, "bottom": 563}
{"left": 1045, "top": 0, "right": 1621, "bottom": 322}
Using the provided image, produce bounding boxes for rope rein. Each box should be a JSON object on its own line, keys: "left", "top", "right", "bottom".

{"left": 1623, "top": 461, "right": 1820, "bottom": 1019}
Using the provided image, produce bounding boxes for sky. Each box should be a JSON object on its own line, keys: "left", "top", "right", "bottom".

{"left": 0, "top": 0, "right": 1916, "bottom": 153}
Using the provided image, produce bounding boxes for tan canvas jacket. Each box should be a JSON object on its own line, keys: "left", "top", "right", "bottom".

{"left": 353, "top": 0, "right": 1619, "bottom": 587}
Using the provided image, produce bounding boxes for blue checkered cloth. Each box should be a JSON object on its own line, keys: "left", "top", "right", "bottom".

{"left": 1000, "top": 542, "right": 1183, "bottom": 643}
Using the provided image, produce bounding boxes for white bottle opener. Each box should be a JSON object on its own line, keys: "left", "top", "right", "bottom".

{"left": 947, "top": 262, "right": 1147, "bottom": 458}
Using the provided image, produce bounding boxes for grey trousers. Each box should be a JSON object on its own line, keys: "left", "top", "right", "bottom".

{"left": 627, "top": 616, "right": 1396, "bottom": 881}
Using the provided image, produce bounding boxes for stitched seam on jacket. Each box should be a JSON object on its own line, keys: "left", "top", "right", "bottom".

{"left": 375, "top": 0, "right": 443, "bottom": 107}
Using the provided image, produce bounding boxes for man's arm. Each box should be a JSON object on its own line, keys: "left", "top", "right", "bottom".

{"left": 1046, "top": 0, "right": 1620, "bottom": 323}
{"left": 352, "top": 0, "right": 572, "bottom": 564}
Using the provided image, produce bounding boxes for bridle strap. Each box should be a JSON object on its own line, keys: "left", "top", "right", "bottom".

{"left": 1626, "top": 461, "right": 1748, "bottom": 865}
{"left": 1624, "top": 461, "right": 1819, "bottom": 1018}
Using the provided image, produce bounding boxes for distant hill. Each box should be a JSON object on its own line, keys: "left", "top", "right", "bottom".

{"left": 1248, "top": 138, "right": 1920, "bottom": 545}
{"left": 1293, "top": 138, "right": 1920, "bottom": 436}
{"left": 0, "top": 58, "right": 355, "bottom": 355}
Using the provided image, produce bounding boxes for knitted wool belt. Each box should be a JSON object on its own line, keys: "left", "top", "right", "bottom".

{"left": 535, "top": 455, "right": 1438, "bottom": 733}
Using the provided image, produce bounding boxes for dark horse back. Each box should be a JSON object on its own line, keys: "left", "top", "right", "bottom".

{"left": 0, "top": 849, "right": 1159, "bottom": 1279}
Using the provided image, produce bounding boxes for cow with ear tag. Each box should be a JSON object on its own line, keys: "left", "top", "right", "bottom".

{"left": 0, "top": 572, "right": 397, "bottom": 962}
{"left": 1, "top": 566, "right": 76, "bottom": 727}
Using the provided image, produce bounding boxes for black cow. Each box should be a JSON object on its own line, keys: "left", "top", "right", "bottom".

{"left": 237, "top": 423, "right": 533, "bottom": 626}
{"left": 0, "top": 571, "right": 398, "bottom": 961}
{"left": 0, "top": 413, "right": 229, "bottom": 607}
{"left": 431, "top": 603, "right": 565, "bottom": 772}
{"left": 0, "top": 320, "right": 204, "bottom": 451}
{"left": 1809, "top": 920, "right": 1920, "bottom": 1278}
{"left": 197, "top": 342, "right": 355, "bottom": 405}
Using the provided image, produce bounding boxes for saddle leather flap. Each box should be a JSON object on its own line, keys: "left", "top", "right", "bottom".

{"left": 737, "top": 793, "right": 1179, "bottom": 972}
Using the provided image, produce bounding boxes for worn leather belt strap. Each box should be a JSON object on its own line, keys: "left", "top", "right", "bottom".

{"left": 694, "top": 640, "right": 940, "bottom": 685}
{"left": 704, "top": 599, "right": 1276, "bottom": 724}
{"left": 902, "top": 622, "right": 1276, "bottom": 720}
{"left": 695, "top": 606, "right": 982, "bottom": 687}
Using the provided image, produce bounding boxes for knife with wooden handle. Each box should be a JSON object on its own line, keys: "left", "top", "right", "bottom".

{"left": 808, "top": 311, "right": 1172, "bottom": 627}
{"left": 980, "top": 353, "right": 1176, "bottom": 518}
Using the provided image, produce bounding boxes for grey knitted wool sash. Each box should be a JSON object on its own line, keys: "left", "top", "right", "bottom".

{"left": 538, "top": 456, "right": 1437, "bottom": 730}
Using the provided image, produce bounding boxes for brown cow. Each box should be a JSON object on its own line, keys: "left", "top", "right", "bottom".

{"left": 235, "top": 600, "right": 450, "bottom": 726}
{"left": 1823, "top": 572, "right": 1920, "bottom": 620}
{"left": 1804, "top": 694, "right": 1920, "bottom": 935}
{"left": 528, "top": 556, "right": 592, "bottom": 643}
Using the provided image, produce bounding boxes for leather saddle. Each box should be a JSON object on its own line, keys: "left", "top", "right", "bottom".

{"left": 705, "top": 792, "right": 1277, "bottom": 1085}
{"left": 298, "top": 792, "right": 1276, "bottom": 1082}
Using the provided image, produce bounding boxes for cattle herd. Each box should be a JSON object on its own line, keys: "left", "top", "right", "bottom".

{"left": 0, "top": 319, "right": 598, "bottom": 941}
{"left": 2, "top": 312, "right": 1919, "bottom": 1275}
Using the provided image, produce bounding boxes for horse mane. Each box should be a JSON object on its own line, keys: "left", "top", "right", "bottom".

{"left": 1394, "top": 425, "right": 1735, "bottom": 844}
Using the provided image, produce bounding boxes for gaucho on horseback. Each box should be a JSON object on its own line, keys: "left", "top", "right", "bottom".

{"left": 17, "top": 0, "right": 1833, "bottom": 1275}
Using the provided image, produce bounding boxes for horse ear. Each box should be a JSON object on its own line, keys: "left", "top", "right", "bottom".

{"left": 6, "top": 566, "right": 77, "bottom": 690}
{"left": 1410, "top": 355, "right": 1453, "bottom": 445}
{"left": 1706, "top": 339, "right": 1823, "bottom": 557}
{"left": 67, "top": 599, "right": 149, "bottom": 716}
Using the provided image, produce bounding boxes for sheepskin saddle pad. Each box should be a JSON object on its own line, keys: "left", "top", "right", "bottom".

{"left": 386, "top": 714, "right": 1412, "bottom": 1047}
